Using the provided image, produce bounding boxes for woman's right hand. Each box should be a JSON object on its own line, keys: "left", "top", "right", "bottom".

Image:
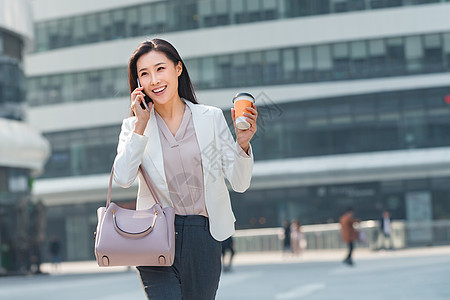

{"left": 131, "top": 86, "right": 152, "bottom": 135}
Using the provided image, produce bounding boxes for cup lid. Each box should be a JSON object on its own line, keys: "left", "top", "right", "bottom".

{"left": 232, "top": 92, "right": 255, "bottom": 103}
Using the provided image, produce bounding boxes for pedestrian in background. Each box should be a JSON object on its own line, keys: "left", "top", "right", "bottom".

{"left": 377, "top": 209, "right": 395, "bottom": 250}
{"left": 280, "top": 220, "right": 291, "bottom": 255}
{"left": 49, "top": 235, "right": 61, "bottom": 272}
{"left": 339, "top": 208, "right": 359, "bottom": 266}
{"left": 221, "top": 236, "right": 235, "bottom": 272}
{"left": 290, "top": 220, "right": 307, "bottom": 256}
{"left": 113, "top": 39, "right": 257, "bottom": 300}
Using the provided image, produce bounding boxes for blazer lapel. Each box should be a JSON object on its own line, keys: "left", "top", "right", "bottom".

{"left": 186, "top": 101, "right": 214, "bottom": 183}
{"left": 143, "top": 108, "right": 166, "bottom": 181}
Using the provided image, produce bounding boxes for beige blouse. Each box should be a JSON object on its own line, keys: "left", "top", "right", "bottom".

{"left": 155, "top": 103, "right": 209, "bottom": 217}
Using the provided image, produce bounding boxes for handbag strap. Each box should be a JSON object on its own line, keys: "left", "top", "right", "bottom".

{"left": 106, "top": 165, "right": 163, "bottom": 208}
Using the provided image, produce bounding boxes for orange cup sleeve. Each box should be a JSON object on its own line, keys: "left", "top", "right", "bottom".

{"left": 234, "top": 100, "right": 252, "bottom": 118}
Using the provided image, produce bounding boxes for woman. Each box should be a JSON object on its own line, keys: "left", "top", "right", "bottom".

{"left": 113, "top": 39, "right": 257, "bottom": 299}
{"left": 339, "top": 208, "right": 359, "bottom": 266}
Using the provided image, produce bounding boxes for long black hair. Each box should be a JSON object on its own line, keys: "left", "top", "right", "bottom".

{"left": 128, "top": 39, "right": 198, "bottom": 105}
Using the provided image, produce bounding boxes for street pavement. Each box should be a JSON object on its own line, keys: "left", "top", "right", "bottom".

{"left": 0, "top": 246, "right": 449, "bottom": 300}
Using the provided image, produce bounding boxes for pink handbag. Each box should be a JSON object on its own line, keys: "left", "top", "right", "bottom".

{"left": 94, "top": 166, "right": 175, "bottom": 267}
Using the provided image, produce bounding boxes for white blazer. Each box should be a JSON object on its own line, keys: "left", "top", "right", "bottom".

{"left": 113, "top": 100, "right": 254, "bottom": 241}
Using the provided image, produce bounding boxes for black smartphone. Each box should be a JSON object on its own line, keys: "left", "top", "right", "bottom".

{"left": 137, "top": 78, "right": 152, "bottom": 111}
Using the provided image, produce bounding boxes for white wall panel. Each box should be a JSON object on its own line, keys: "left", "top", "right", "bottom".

{"left": 25, "top": 4, "right": 450, "bottom": 76}
{"left": 31, "top": 0, "right": 157, "bottom": 21}
{"left": 26, "top": 72, "right": 450, "bottom": 132}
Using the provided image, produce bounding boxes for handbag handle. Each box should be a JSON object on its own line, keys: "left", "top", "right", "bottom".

{"left": 106, "top": 165, "right": 163, "bottom": 208}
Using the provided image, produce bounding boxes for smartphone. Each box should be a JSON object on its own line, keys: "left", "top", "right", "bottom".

{"left": 137, "top": 78, "right": 152, "bottom": 111}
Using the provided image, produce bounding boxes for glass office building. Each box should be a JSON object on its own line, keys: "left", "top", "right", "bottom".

{"left": 0, "top": 0, "right": 50, "bottom": 273}
{"left": 26, "top": 0, "right": 450, "bottom": 260}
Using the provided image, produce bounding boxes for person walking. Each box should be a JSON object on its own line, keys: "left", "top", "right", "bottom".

{"left": 339, "top": 208, "right": 359, "bottom": 266}
{"left": 281, "top": 220, "right": 291, "bottom": 255}
{"left": 49, "top": 235, "right": 61, "bottom": 272}
{"left": 113, "top": 39, "right": 258, "bottom": 300}
{"left": 378, "top": 209, "right": 395, "bottom": 250}
{"left": 290, "top": 220, "right": 306, "bottom": 256}
{"left": 221, "top": 236, "right": 235, "bottom": 272}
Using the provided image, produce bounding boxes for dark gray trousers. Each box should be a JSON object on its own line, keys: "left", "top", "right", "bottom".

{"left": 137, "top": 215, "right": 222, "bottom": 300}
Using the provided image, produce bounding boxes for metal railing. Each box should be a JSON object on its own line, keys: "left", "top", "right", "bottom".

{"left": 233, "top": 220, "right": 450, "bottom": 252}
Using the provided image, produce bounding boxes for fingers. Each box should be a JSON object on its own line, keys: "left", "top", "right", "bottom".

{"left": 131, "top": 94, "right": 146, "bottom": 114}
{"left": 131, "top": 87, "right": 145, "bottom": 102}
{"left": 243, "top": 104, "right": 258, "bottom": 129}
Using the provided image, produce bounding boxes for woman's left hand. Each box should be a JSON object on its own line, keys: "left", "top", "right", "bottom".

{"left": 231, "top": 103, "right": 258, "bottom": 154}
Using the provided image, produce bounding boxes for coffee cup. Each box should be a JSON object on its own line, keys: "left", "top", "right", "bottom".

{"left": 232, "top": 92, "right": 255, "bottom": 130}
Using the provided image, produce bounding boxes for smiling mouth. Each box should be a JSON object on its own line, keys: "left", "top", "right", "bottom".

{"left": 152, "top": 86, "right": 166, "bottom": 93}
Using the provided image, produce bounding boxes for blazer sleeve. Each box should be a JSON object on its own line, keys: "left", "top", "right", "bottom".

{"left": 113, "top": 118, "right": 149, "bottom": 188}
{"left": 215, "top": 109, "right": 254, "bottom": 193}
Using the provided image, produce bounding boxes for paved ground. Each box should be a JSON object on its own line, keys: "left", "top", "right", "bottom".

{"left": 0, "top": 246, "right": 449, "bottom": 300}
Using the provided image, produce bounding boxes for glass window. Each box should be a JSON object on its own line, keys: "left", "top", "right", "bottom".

{"left": 444, "top": 33, "right": 450, "bottom": 70}
{"left": 173, "top": 1, "right": 198, "bottom": 30}
{"left": 113, "top": 67, "right": 128, "bottom": 98}
{"left": 306, "top": 103, "right": 328, "bottom": 127}
{"left": 281, "top": 49, "right": 296, "bottom": 82}
{"left": 154, "top": 2, "right": 168, "bottom": 32}
{"left": 200, "top": 57, "right": 216, "bottom": 88}
{"left": 248, "top": 52, "right": 264, "bottom": 86}
{"left": 329, "top": 100, "right": 353, "bottom": 153}
{"left": 61, "top": 74, "right": 74, "bottom": 103}
{"left": 125, "top": 7, "right": 139, "bottom": 37}
{"left": 315, "top": 0, "right": 331, "bottom": 14}
{"left": 427, "top": 88, "right": 450, "bottom": 147}
{"left": 99, "top": 12, "right": 113, "bottom": 41}
{"left": 35, "top": 23, "right": 49, "bottom": 52}
{"left": 405, "top": 36, "right": 424, "bottom": 73}
{"left": 139, "top": 5, "right": 153, "bottom": 34}
{"left": 27, "top": 78, "right": 38, "bottom": 106}
{"left": 315, "top": 45, "right": 332, "bottom": 80}
{"left": 378, "top": 92, "right": 400, "bottom": 121}
{"left": 75, "top": 73, "right": 87, "bottom": 100}
{"left": 262, "top": 0, "right": 278, "bottom": 20}
{"left": 386, "top": 38, "right": 405, "bottom": 75}
{"left": 86, "top": 15, "right": 100, "bottom": 43}
{"left": 231, "top": 0, "right": 246, "bottom": 23}
{"left": 332, "top": 42, "right": 349, "bottom": 79}
{"left": 329, "top": 100, "right": 351, "bottom": 124}
{"left": 348, "top": 0, "right": 365, "bottom": 10}
{"left": 185, "top": 59, "right": 200, "bottom": 88}
{"left": 59, "top": 18, "right": 73, "bottom": 47}
{"left": 247, "top": 0, "right": 261, "bottom": 22}
{"left": 368, "top": 39, "right": 386, "bottom": 77}
{"left": 198, "top": 0, "right": 214, "bottom": 27}
{"left": 377, "top": 93, "right": 401, "bottom": 150}
{"left": 73, "top": 16, "right": 86, "bottom": 45}
{"left": 423, "top": 34, "right": 443, "bottom": 72}
{"left": 350, "top": 41, "right": 368, "bottom": 78}
{"left": 298, "top": 47, "right": 315, "bottom": 81}
{"left": 263, "top": 50, "right": 281, "bottom": 84}
{"left": 231, "top": 53, "right": 248, "bottom": 86}
{"left": 112, "top": 10, "right": 126, "bottom": 39}
{"left": 291, "top": 0, "right": 315, "bottom": 16}
{"left": 332, "top": 0, "right": 348, "bottom": 13}
{"left": 47, "top": 21, "right": 59, "bottom": 49}
{"left": 215, "top": 0, "right": 230, "bottom": 25}
{"left": 217, "top": 55, "right": 232, "bottom": 87}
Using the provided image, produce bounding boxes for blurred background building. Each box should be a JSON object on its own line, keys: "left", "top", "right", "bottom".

{"left": 0, "top": 0, "right": 50, "bottom": 274}
{"left": 25, "top": 0, "right": 450, "bottom": 261}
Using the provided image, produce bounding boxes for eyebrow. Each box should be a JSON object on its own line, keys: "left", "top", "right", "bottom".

{"left": 138, "top": 62, "right": 166, "bottom": 73}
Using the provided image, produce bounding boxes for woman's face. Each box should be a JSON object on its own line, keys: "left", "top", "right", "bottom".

{"left": 136, "top": 50, "right": 182, "bottom": 105}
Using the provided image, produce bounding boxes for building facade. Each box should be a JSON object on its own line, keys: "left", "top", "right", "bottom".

{"left": 0, "top": 0, "right": 50, "bottom": 273}
{"left": 26, "top": 0, "right": 450, "bottom": 261}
